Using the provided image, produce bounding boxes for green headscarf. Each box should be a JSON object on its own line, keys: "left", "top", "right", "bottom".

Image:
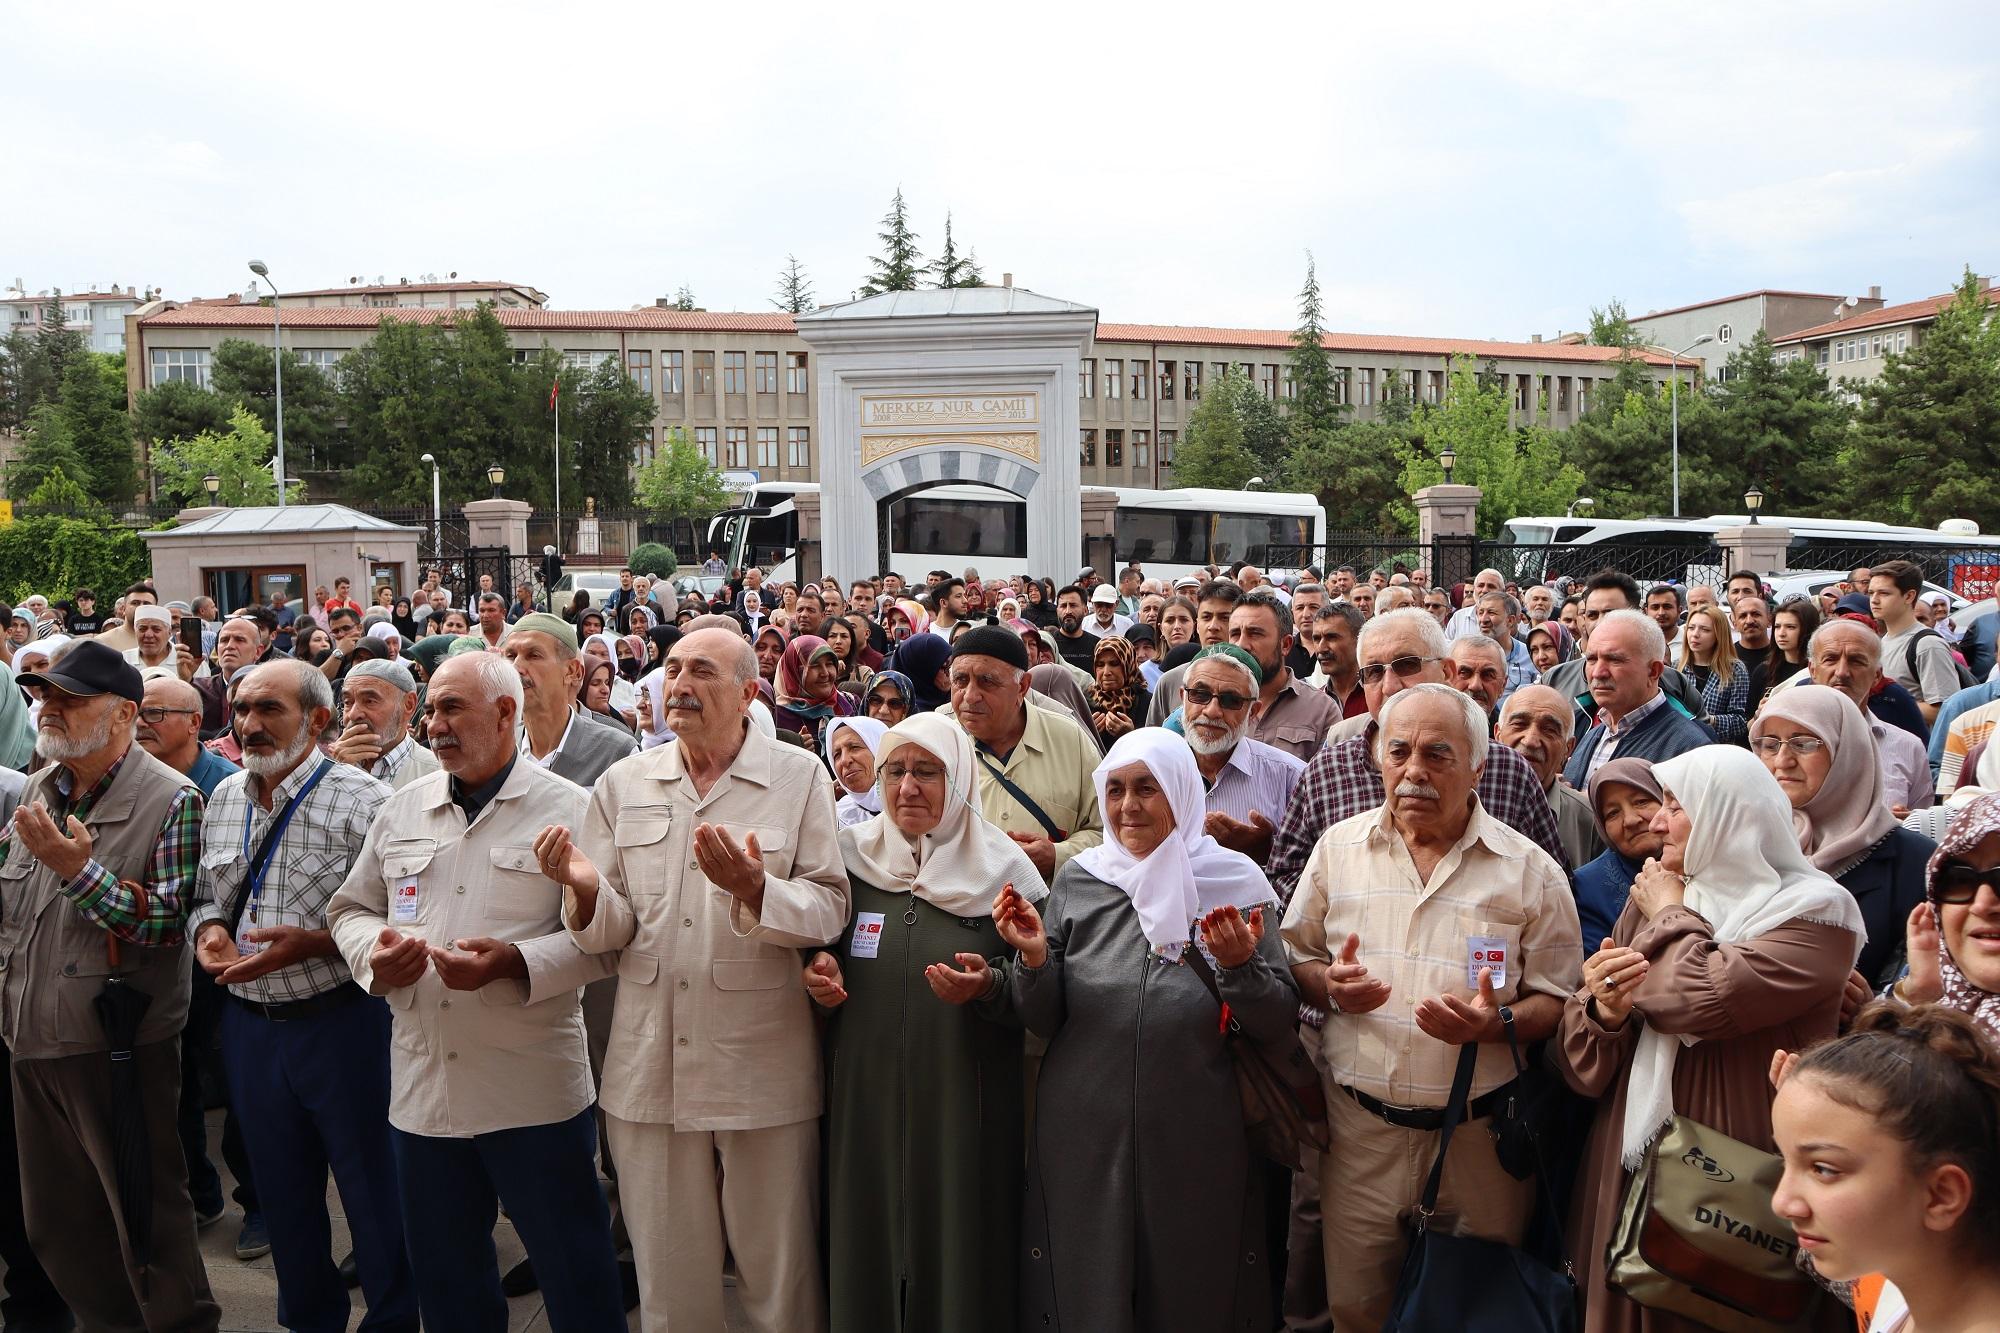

{"left": 0, "top": 661, "right": 33, "bottom": 771}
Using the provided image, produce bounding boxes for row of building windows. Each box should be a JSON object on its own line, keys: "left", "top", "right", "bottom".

{"left": 1079, "top": 428, "right": 1176, "bottom": 470}
{"left": 633, "top": 426, "right": 813, "bottom": 470}
{"left": 1079, "top": 358, "right": 1295, "bottom": 403}
{"left": 616, "top": 350, "right": 810, "bottom": 399}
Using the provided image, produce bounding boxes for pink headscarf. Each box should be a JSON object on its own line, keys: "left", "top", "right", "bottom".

{"left": 1928, "top": 793, "right": 2000, "bottom": 1044}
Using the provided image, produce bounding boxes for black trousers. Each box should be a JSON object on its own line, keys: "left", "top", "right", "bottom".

{"left": 0, "top": 1042, "right": 68, "bottom": 1328}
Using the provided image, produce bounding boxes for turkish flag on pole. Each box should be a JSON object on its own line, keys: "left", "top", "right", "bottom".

{"left": 548, "top": 376, "right": 560, "bottom": 410}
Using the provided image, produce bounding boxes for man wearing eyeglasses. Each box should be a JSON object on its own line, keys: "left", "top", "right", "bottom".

{"left": 1184, "top": 646, "right": 1304, "bottom": 862}
{"left": 1261, "top": 608, "right": 1566, "bottom": 1333}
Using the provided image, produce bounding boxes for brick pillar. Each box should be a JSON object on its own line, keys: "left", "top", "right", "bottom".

{"left": 462, "top": 498, "right": 532, "bottom": 553}
{"left": 1079, "top": 487, "right": 1119, "bottom": 584}
{"left": 1715, "top": 525, "right": 1792, "bottom": 578}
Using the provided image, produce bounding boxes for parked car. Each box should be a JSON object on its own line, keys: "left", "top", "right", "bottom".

{"left": 1766, "top": 569, "right": 1972, "bottom": 615}
{"left": 547, "top": 570, "right": 623, "bottom": 610}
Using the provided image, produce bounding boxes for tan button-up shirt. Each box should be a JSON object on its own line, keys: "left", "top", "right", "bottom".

{"left": 1252, "top": 672, "right": 1340, "bottom": 762}
{"left": 328, "top": 761, "right": 613, "bottom": 1138}
{"left": 565, "top": 726, "right": 849, "bottom": 1131}
{"left": 1281, "top": 796, "right": 1580, "bottom": 1106}
{"left": 950, "top": 698, "right": 1104, "bottom": 869}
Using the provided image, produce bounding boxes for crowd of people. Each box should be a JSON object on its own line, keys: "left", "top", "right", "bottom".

{"left": 0, "top": 548, "right": 1994, "bottom": 1333}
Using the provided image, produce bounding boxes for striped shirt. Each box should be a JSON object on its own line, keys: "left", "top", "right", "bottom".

{"left": 1204, "top": 736, "right": 1306, "bottom": 832}
{"left": 188, "top": 757, "right": 391, "bottom": 1003}
{"left": 0, "top": 754, "right": 205, "bottom": 947}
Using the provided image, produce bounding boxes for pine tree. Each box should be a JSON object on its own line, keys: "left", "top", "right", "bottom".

{"left": 9, "top": 405, "right": 92, "bottom": 501}
{"left": 1286, "top": 253, "right": 1345, "bottom": 442}
{"left": 772, "top": 255, "right": 815, "bottom": 313}
{"left": 930, "top": 214, "right": 983, "bottom": 289}
{"left": 58, "top": 353, "right": 138, "bottom": 505}
{"left": 859, "top": 189, "right": 924, "bottom": 297}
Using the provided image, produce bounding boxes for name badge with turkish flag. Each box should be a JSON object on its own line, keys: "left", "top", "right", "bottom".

{"left": 1466, "top": 935, "right": 1508, "bottom": 989}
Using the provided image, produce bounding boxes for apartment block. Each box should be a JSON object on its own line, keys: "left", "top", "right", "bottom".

{"left": 1772, "top": 278, "right": 1998, "bottom": 385}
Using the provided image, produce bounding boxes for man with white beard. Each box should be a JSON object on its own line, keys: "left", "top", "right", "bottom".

{"left": 188, "top": 661, "right": 416, "bottom": 1333}
{"left": 0, "top": 640, "right": 220, "bottom": 1329}
{"left": 1182, "top": 645, "right": 1304, "bottom": 863}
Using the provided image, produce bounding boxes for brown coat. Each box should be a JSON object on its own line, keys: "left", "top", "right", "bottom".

{"left": 1552, "top": 903, "right": 1855, "bottom": 1333}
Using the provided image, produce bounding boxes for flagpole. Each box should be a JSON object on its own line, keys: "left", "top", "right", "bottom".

{"left": 552, "top": 377, "right": 562, "bottom": 573}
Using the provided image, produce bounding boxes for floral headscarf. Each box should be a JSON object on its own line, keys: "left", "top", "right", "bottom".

{"left": 1528, "top": 620, "right": 1575, "bottom": 665}
{"left": 1927, "top": 792, "right": 2000, "bottom": 1043}
{"left": 776, "top": 634, "right": 843, "bottom": 718}
{"left": 887, "top": 598, "right": 932, "bottom": 642}
{"left": 1089, "top": 635, "right": 1140, "bottom": 716}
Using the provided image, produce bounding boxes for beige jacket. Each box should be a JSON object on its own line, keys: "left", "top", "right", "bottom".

{"left": 329, "top": 761, "right": 614, "bottom": 1138}
{"left": 565, "top": 727, "right": 849, "bottom": 1131}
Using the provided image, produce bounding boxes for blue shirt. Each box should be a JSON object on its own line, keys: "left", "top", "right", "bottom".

{"left": 1502, "top": 637, "right": 1537, "bottom": 703}
{"left": 187, "top": 746, "right": 241, "bottom": 800}
{"left": 1928, "top": 677, "right": 2000, "bottom": 777}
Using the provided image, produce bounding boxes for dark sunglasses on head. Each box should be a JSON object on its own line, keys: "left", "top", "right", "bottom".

{"left": 1933, "top": 859, "right": 2000, "bottom": 905}
{"left": 1182, "top": 684, "right": 1254, "bottom": 711}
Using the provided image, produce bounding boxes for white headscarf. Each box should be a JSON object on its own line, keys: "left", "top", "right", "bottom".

{"left": 824, "top": 716, "right": 888, "bottom": 824}
{"left": 839, "top": 714, "right": 1043, "bottom": 917}
{"left": 1622, "top": 746, "right": 1866, "bottom": 1169}
{"left": 1073, "top": 728, "right": 1275, "bottom": 957}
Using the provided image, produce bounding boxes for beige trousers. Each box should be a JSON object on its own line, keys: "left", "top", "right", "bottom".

{"left": 608, "top": 1113, "right": 825, "bottom": 1333}
{"left": 1320, "top": 1081, "right": 1534, "bottom": 1332}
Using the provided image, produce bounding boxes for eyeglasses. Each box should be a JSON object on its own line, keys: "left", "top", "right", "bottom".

{"left": 1932, "top": 859, "right": 2000, "bottom": 905}
{"left": 879, "top": 762, "right": 947, "bottom": 786}
{"left": 138, "top": 706, "right": 198, "bottom": 724}
{"left": 1182, "top": 684, "right": 1255, "bottom": 711}
{"left": 1357, "top": 655, "right": 1442, "bottom": 685}
{"left": 1751, "top": 736, "right": 1827, "bottom": 758}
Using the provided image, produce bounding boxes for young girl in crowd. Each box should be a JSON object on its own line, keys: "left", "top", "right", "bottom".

{"left": 1771, "top": 1003, "right": 2000, "bottom": 1333}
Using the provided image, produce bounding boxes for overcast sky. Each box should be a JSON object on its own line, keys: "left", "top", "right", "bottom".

{"left": 10, "top": 2, "right": 1997, "bottom": 339}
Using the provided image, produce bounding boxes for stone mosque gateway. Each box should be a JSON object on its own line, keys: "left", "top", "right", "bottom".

{"left": 794, "top": 286, "right": 1094, "bottom": 583}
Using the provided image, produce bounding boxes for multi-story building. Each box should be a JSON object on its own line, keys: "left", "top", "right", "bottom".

{"left": 4, "top": 283, "right": 152, "bottom": 354}
{"left": 127, "top": 292, "right": 1695, "bottom": 490}
{"left": 252, "top": 277, "right": 548, "bottom": 310}
{"left": 1772, "top": 277, "right": 1998, "bottom": 385}
{"left": 1624, "top": 288, "right": 1886, "bottom": 380}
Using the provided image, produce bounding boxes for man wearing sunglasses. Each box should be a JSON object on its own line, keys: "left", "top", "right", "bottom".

{"left": 1184, "top": 646, "right": 1304, "bottom": 862}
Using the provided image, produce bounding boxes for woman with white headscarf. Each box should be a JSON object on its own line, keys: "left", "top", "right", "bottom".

{"left": 365, "top": 620, "right": 402, "bottom": 659}
{"left": 802, "top": 713, "right": 1042, "bottom": 1333}
{"left": 993, "top": 727, "right": 1298, "bottom": 1333}
{"left": 1554, "top": 746, "right": 1863, "bottom": 1333}
{"left": 822, "top": 716, "right": 887, "bottom": 828}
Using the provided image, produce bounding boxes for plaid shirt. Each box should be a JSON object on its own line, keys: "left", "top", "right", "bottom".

{"left": 188, "top": 757, "right": 391, "bottom": 1003}
{"left": 0, "top": 754, "right": 205, "bottom": 947}
{"left": 1267, "top": 721, "right": 1569, "bottom": 907}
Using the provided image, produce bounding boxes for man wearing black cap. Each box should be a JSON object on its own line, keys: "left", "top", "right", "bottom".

{"left": 0, "top": 641, "right": 220, "bottom": 1330}
{"left": 944, "top": 627, "right": 1103, "bottom": 881}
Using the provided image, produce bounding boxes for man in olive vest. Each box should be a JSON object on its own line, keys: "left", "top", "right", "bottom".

{"left": 1, "top": 641, "right": 219, "bottom": 1331}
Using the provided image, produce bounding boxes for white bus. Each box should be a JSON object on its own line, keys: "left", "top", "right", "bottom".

{"left": 1498, "top": 513, "right": 1996, "bottom": 591}
{"left": 707, "top": 483, "right": 1327, "bottom": 585}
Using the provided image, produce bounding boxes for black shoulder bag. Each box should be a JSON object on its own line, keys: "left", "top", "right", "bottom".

{"left": 1181, "top": 940, "right": 1329, "bottom": 1172}
{"left": 1381, "top": 1038, "right": 1578, "bottom": 1333}
{"left": 974, "top": 753, "right": 1065, "bottom": 843}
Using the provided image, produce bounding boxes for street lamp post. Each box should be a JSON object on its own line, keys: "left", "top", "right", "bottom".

{"left": 248, "top": 260, "right": 285, "bottom": 507}
{"left": 419, "top": 453, "right": 441, "bottom": 559}
{"left": 203, "top": 474, "right": 221, "bottom": 504}
{"left": 1241, "top": 476, "right": 1264, "bottom": 491}
{"left": 1744, "top": 487, "right": 1764, "bottom": 526}
{"left": 1566, "top": 496, "right": 1595, "bottom": 518}
{"left": 1438, "top": 447, "right": 1456, "bottom": 486}
{"left": 1669, "top": 335, "right": 1713, "bottom": 519}
{"left": 487, "top": 463, "right": 506, "bottom": 499}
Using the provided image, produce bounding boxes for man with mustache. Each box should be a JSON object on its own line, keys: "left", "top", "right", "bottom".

{"left": 1495, "top": 683, "right": 1602, "bottom": 870}
{"left": 1183, "top": 645, "right": 1304, "bottom": 863}
{"left": 539, "top": 627, "right": 850, "bottom": 1332}
{"left": 328, "top": 653, "right": 621, "bottom": 1332}
{"left": 1281, "top": 683, "right": 1580, "bottom": 1331}
{"left": 188, "top": 661, "right": 417, "bottom": 1332}
{"left": 0, "top": 640, "right": 221, "bottom": 1330}
{"left": 332, "top": 659, "right": 440, "bottom": 791}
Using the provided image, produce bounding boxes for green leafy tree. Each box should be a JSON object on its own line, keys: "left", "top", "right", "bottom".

{"left": 929, "top": 214, "right": 983, "bottom": 289}
{"left": 1711, "top": 331, "right": 1851, "bottom": 513}
{"left": 1587, "top": 299, "right": 1642, "bottom": 351}
{"left": 339, "top": 309, "right": 517, "bottom": 507}
{"left": 8, "top": 404, "right": 91, "bottom": 500}
{"left": 1282, "top": 420, "right": 1413, "bottom": 534}
{"left": 636, "top": 427, "right": 728, "bottom": 521}
{"left": 132, "top": 378, "right": 235, "bottom": 449}
{"left": 627, "top": 541, "right": 677, "bottom": 581}
{"left": 859, "top": 188, "right": 924, "bottom": 297}
{"left": 21, "top": 467, "right": 105, "bottom": 517}
{"left": 1393, "top": 357, "right": 1584, "bottom": 537}
{"left": 669, "top": 286, "right": 698, "bottom": 312}
{"left": 772, "top": 256, "right": 815, "bottom": 313}
{"left": 1172, "top": 367, "right": 1261, "bottom": 488}
{"left": 209, "top": 338, "right": 343, "bottom": 472}
{"left": 1286, "top": 253, "right": 1346, "bottom": 443}
{"left": 58, "top": 352, "right": 138, "bottom": 505}
{"left": 1839, "top": 267, "right": 2000, "bottom": 526}
{"left": 520, "top": 347, "right": 653, "bottom": 513}
{"left": 0, "top": 515, "right": 150, "bottom": 603}
{"left": 150, "top": 406, "right": 299, "bottom": 506}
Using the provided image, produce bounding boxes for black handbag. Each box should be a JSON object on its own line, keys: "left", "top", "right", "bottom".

{"left": 1182, "top": 940, "right": 1330, "bottom": 1172}
{"left": 1380, "top": 1040, "right": 1579, "bottom": 1333}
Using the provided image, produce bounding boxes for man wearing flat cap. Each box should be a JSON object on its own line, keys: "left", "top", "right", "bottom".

{"left": 333, "top": 658, "right": 440, "bottom": 791}
{"left": 503, "top": 613, "right": 637, "bottom": 790}
{"left": 0, "top": 641, "right": 220, "bottom": 1330}
{"left": 942, "top": 626, "right": 1103, "bottom": 882}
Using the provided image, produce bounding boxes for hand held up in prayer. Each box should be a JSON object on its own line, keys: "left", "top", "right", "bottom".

{"left": 430, "top": 937, "right": 526, "bottom": 991}
{"left": 924, "top": 952, "right": 992, "bottom": 1005}
{"left": 1005, "top": 830, "right": 1057, "bottom": 881}
{"left": 1839, "top": 969, "right": 1872, "bottom": 1027}
{"left": 217, "top": 925, "right": 319, "bottom": 985}
{"left": 194, "top": 922, "right": 242, "bottom": 976}
{"left": 803, "top": 951, "right": 847, "bottom": 1008}
{"left": 1901, "top": 901, "right": 1945, "bottom": 1004}
{"left": 1326, "top": 932, "right": 1391, "bottom": 1013}
{"left": 993, "top": 883, "right": 1046, "bottom": 968}
{"left": 1629, "top": 857, "right": 1686, "bottom": 920}
{"left": 694, "top": 823, "right": 765, "bottom": 909}
{"left": 1583, "top": 936, "right": 1647, "bottom": 1029}
{"left": 1415, "top": 965, "right": 1501, "bottom": 1044}
{"left": 533, "top": 824, "right": 599, "bottom": 894}
{"left": 370, "top": 927, "right": 430, "bottom": 989}
{"left": 1199, "top": 905, "right": 1264, "bottom": 970}
{"left": 13, "top": 804, "right": 92, "bottom": 883}
{"left": 1204, "top": 809, "right": 1276, "bottom": 860}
